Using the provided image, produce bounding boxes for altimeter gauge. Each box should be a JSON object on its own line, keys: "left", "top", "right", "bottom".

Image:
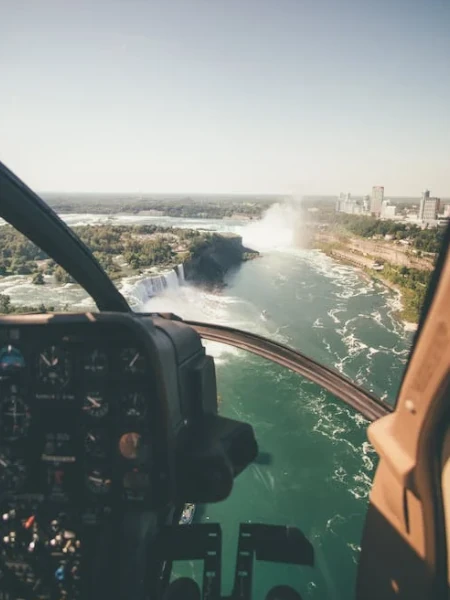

{"left": 1, "top": 387, "right": 31, "bottom": 440}
{"left": 37, "top": 345, "right": 71, "bottom": 388}
{"left": 82, "top": 392, "right": 108, "bottom": 418}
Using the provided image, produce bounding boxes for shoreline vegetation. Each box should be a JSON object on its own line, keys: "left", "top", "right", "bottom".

{"left": 308, "top": 230, "right": 439, "bottom": 327}
{"left": 303, "top": 208, "right": 445, "bottom": 327}
{"left": 314, "top": 242, "right": 419, "bottom": 330}
{"left": 310, "top": 239, "right": 426, "bottom": 327}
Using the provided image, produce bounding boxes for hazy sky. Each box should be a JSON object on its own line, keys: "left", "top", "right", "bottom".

{"left": 1, "top": 0, "right": 449, "bottom": 195}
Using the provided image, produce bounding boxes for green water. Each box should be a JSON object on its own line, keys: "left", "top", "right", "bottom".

{"left": 151, "top": 247, "right": 412, "bottom": 599}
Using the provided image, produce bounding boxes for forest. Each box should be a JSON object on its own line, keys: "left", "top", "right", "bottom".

{"left": 332, "top": 214, "right": 445, "bottom": 253}
{"left": 378, "top": 264, "right": 430, "bottom": 322}
{"left": 0, "top": 224, "right": 213, "bottom": 281}
{"left": 312, "top": 212, "right": 445, "bottom": 254}
{"left": 43, "top": 195, "right": 276, "bottom": 219}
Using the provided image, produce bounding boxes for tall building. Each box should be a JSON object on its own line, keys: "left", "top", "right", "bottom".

{"left": 419, "top": 190, "right": 430, "bottom": 220}
{"left": 370, "top": 186, "right": 384, "bottom": 216}
{"left": 363, "top": 195, "right": 370, "bottom": 213}
{"left": 422, "top": 197, "right": 440, "bottom": 221}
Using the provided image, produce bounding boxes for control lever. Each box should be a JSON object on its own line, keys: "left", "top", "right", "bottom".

{"left": 231, "top": 524, "right": 313, "bottom": 600}
{"left": 175, "top": 415, "right": 258, "bottom": 503}
{"left": 154, "top": 523, "right": 314, "bottom": 600}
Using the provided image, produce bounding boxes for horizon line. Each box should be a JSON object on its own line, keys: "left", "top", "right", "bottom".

{"left": 38, "top": 190, "right": 288, "bottom": 197}
{"left": 37, "top": 191, "right": 450, "bottom": 200}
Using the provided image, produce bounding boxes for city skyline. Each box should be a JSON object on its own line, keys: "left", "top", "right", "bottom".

{"left": 1, "top": 0, "right": 450, "bottom": 196}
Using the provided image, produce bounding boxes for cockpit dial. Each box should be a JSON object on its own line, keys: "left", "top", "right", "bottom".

{"left": 83, "top": 349, "right": 108, "bottom": 375}
{"left": 0, "top": 448, "right": 26, "bottom": 493}
{"left": 120, "top": 348, "right": 145, "bottom": 375}
{"left": 0, "top": 345, "right": 25, "bottom": 373}
{"left": 84, "top": 430, "right": 108, "bottom": 458}
{"left": 82, "top": 392, "right": 108, "bottom": 419}
{"left": 119, "top": 432, "right": 141, "bottom": 460}
{"left": 86, "top": 469, "right": 111, "bottom": 495}
{"left": 121, "top": 391, "right": 147, "bottom": 419}
{"left": 37, "top": 345, "right": 71, "bottom": 388}
{"left": 0, "top": 386, "right": 31, "bottom": 440}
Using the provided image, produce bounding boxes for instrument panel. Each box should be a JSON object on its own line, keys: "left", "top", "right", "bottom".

{"left": 0, "top": 318, "right": 162, "bottom": 599}
{"left": 0, "top": 325, "right": 154, "bottom": 503}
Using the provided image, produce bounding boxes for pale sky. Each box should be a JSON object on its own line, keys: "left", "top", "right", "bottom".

{"left": 1, "top": 0, "right": 449, "bottom": 196}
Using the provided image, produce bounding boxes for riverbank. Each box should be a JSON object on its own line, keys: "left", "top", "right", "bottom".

{"left": 311, "top": 236, "right": 421, "bottom": 330}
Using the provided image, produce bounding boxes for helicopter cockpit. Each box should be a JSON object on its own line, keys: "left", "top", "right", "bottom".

{"left": 0, "top": 161, "right": 449, "bottom": 600}
{"left": 0, "top": 309, "right": 261, "bottom": 600}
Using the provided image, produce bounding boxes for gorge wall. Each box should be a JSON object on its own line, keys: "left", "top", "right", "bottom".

{"left": 128, "top": 234, "right": 258, "bottom": 304}
{"left": 184, "top": 233, "right": 258, "bottom": 289}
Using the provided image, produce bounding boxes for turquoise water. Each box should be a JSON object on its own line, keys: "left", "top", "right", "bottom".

{"left": 147, "top": 246, "right": 412, "bottom": 599}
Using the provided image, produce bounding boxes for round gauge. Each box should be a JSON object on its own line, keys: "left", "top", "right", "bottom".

{"left": 119, "top": 432, "right": 141, "bottom": 460}
{"left": 83, "top": 349, "right": 108, "bottom": 375}
{"left": 0, "top": 448, "right": 26, "bottom": 492}
{"left": 1, "top": 388, "right": 31, "bottom": 440}
{"left": 84, "top": 430, "right": 108, "bottom": 458}
{"left": 86, "top": 469, "right": 111, "bottom": 495}
{"left": 37, "top": 346, "right": 71, "bottom": 388}
{"left": 0, "top": 345, "right": 25, "bottom": 372}
{"left": 82, "top": 392, "right": 108, "bottom": 419}
{"left": 120, "top": 348, "right": 145, "bottom": 375}
{"left": 121, "top": 392, "right": 147, "bottom": 419}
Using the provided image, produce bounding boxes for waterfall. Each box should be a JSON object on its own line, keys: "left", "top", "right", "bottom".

{"left": 177, "top": 263, "right": 186, "bottom": 284}
{"left": 164, "top": 269, "right": 179, "bottom": 290}
{"left": 122, "top": 264, "right": 186, "bottom": 308}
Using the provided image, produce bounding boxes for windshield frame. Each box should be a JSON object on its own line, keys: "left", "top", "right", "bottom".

{"left": 0, "top": 161, "right": 130, "bottom": 312}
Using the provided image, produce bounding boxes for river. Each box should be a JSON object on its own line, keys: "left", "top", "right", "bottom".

{"left": 1, "top": 206, "right": 413, "bottom": 599}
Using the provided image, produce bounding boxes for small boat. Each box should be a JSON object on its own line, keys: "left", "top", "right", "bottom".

{"left": 260, "top": 310, "right": 269, "bottom": 321}
{"left": 371, "top": 261, "right": 384, "bottom": 271}
{"left": 179, "top": 503, "right": 196, "bottom": 525}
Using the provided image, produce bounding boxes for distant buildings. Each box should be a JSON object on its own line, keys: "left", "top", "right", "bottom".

{"left": 419, "top": 189, "right": 440, "bottom": 221}
{"left": 418, "top": 190, "right": 430, "bottom": 220}
{"left": 363, "top": 195, "right": 370, "bottom": 213}
{"left": 370, "top": 186, "right": 384, "bottom": 216}
{"left": 423, "top": 197, "right": 440, "bottom": 220}
{"left": 380, "top": 200, "right": 396, "bottom": 218}
{"left": 335, "top": 186, "right": 385, "bottom": 217}
{"left": 334, "top": 185, "right": 443, "bottom": 224}
{"left": 335, "top": 193, "right": 366, "bottom": 215}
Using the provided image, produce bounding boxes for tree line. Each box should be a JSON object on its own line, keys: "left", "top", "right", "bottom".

{"left": 45, "top": 198, "right": 275, "bottom": 219}
{"left": 328, "top": 214, "right": 445, "bottom": 254}
{"left": 0, "top": 223, "right": 213, "bottom": 283}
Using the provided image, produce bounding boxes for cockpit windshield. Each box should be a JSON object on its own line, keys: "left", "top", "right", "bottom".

{"left": 0, "top": 202, "right": 431, "bottom": 406}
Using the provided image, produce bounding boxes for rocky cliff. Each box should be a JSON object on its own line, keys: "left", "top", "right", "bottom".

{"left": 184, "top": 233, "right": 258, "bottom": 289}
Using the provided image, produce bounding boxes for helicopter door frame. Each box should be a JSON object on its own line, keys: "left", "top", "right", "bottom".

{"left": 356, "top": 228, "right": 450, "bottom": 599}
